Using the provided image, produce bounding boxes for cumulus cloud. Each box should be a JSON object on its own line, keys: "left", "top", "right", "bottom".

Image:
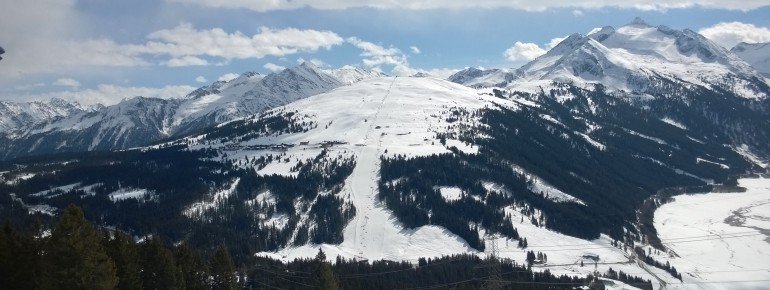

{"left": 504, "top": 42, "right": 547, "bottom": 62}
{"left": 166, "top": 56, "right": 209, "bottom": 67}
{"left": 347, "top": 37, "right": 414, "bottom": 76}
{"left": 140, "top": 23, "right": 344, "bottom": 63}
{"left": 195, "top": 76, "right": 207, "bottom": 83}
{"left": 504, "top": 36, "right": 567, "bottom": 62}
{"left": 169, "top": 0, "right": 769, "bottom": 12}
{"left": 263, "top": 62, "right": 286, "bottom": 72}
{"left": 0, "top": 7, "right": 344, "bottom": 77}
{"left": 217, "top": 73, "right": 239, "bottom": 82}
{"left": 13, "top": 84, "right": 197, "bottom": 106}
{"left": 410, "top": 46, "right": 421, "bottom": 54}
{"left": 699, "top": 22, "right": 770, "bottom": 49}
{"left": 53, "top": 78, "right": 81, "bottom": 88}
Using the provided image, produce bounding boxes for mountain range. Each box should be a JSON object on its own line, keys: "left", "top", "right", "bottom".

{"left": 1, "top": 18, "right": 769, "bottom": 288}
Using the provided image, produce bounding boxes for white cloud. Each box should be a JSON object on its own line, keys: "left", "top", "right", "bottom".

{"left": 263, "top": 62, "right": 286, "bottom": 72}
{"left": 410, "top": 46, "right": 421, "bottom": 54}
{"left": 166, "top": 56, "right": 209, "bottom": 67}
{"left": 504, "top": 42, "right": 547, "bottom": 62}
{"left": 504, "top": 36, "right": 568, "bottom": 62}
{"left": 169, "top": 0, "right": 769, "bottom": 12}
{"left": 0, "top": 10, "right": 344, "bottom": 76}
{"left": 572, "top": 9, "right": 584, "bottom": 16}
{"left": 699, "top": 22, "right": 770, "bottom": 49}
{"left": 53, "top": 78, "right": 81, "bottom": 88}
{"left": 195, "top": 76, "right": 207, "bottom": 83}
{"left": 14, "top": 84, "right": 196, "bottom": 106}
{"left": 347, "top": 37, "right": 414, "bottom": 76}
{"left": 217, "top": 73, "right": 239, "bottom": 82}
{"left": 140, "top": 23, "right": 344, "bottom": 62}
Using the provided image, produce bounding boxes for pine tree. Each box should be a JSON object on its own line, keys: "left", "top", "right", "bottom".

{"left": 141, "top": 236, "right": 183, "bottom": 290}
{"left": 176, "top": 242, "right": 208, "bottom": 290}
{"left": 313, "top": 249, "right": 340, "bottom": 290}
{"left": 210, "top": 244, "right": 238, "bottom": 290}
{"left": 104, "top": 230, "right": 143, "bottom": 290}
{"left": 46, "top": 204, "right": 117, "bottom": 289}
{"left": 0, "top": 221, "right": 45, "bottom": 289}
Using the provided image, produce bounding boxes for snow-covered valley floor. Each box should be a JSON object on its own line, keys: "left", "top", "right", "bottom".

{"left": 655, "top": 177, "right": 770, "bottom": 289}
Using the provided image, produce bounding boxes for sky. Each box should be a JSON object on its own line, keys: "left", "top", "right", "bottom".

{"left": 1, "top": 0, "right": 770, "bottom": 105}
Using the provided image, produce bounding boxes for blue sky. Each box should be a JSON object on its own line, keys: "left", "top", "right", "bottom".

{"left": 1, "top": 0, "right": 770, "bottom": 105}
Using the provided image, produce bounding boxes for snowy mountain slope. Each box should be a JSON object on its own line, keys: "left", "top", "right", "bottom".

{"left": 0, "top": 63, "right": 354, "bottom": 160}
{"left": 324, "top": 65, "right": 387, "bottom": 85}
{"left": 168, "top": 76, "right": 755, "bottom": 255}
{"left": 450, "top": 18, "right": 770, "bottom": 102}
{"left": 3, "top": 76, "right": 767, "bottom": 290}
{"left": 732, "top": 42, "right": 770, "bottom": 77}
{"left": 0, "top": 98, "right": 98, "bottom": 135}
{"left": 512, "top": 18, "right": 769, "bottom": 100}
{"left": 172, "top": 62, "right": 344, "bottom": 136}
{"left": 0, "top": 97, "right": 179, "bottom": 158}
{"left": 447, "top": 67, "right": 514, "bottom": 88}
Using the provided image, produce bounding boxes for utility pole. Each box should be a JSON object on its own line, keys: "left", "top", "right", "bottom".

{"left": 475, "top": 234, "right": 506, "bottom": 289}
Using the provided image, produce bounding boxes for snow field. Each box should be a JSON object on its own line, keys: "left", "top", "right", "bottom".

{"left": 654, "top": 177, "right": 770, "bottom": 289}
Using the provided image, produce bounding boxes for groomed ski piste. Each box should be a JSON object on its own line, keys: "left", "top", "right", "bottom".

{"left": 654, "top": 177, "right": 770, "bottom": 289}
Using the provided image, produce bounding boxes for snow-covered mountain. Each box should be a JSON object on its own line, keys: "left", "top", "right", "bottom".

{"left": 0, "top": 97, "right": 179, "bottom": 158}
{"left": 4, "top": 75, "right": 766, "bottom": 289}
{"left": 324, "top": 65, "right": 387, "bottom": 85}
{"left": 0, "top": 63, "right": 382, "bottom": 159}
{"left": 732, "top": 42, "right": 770, "bottom": 77}
{"left": 451, "top": 18, "right": 769, "bottom": 101}
{"left": 447, "top": 67, "right": 513, "bottom": 88}
{"left": 172, "top": 62, "right": 351, "bottom": 136}
{"left": 0, "top": 98, "right": 99, "bottom": 135}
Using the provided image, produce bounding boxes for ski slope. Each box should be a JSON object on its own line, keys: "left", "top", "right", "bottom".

{"left": 237, "top": 76, "right": 673, "bottom": 288}
{"left": 655, "top": 177, "right": 770, "bottom": 289}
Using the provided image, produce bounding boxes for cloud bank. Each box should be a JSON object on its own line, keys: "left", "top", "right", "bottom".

{"left": 169, "top": 0, "right": 770, "bottom": 12}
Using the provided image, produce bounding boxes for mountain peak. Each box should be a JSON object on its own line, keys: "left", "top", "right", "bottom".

{"left": 627, "top": 17, "right": 650, "bottom": 27}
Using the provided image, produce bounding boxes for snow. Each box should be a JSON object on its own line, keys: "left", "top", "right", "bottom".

{"left": 245, "top": 77, "right": 520, "bottom": 262}
{"left": 436, "top": 186, "right": 463, "bottom": 201}
{"left": 654, "top": 177, "right": 770, "bottom": 289}
{"left": 31, "top": 183, "right": 81, "bottom": 198}
{"left": 184, "top": 178, "right": 240, "bottom": 219}
{"left": 734, "top": 144, "right": 768, "bottom": 168}
{"left": 325, "top": 65, "right": 386, "bottom": 85}
{"left": 624, "top": 128, "right": 668, "bottom": 145}
{"left": 578, "top": 132, "right": 607, "bottom": 151}
{"left": 109, "top": 188, "right": 152, "bottom": 202}
{"left": 732, "top": 42, "right": 770, "bottom": 76}
{"left": 510, "top": 165, "right": 585, "bottom": 205}
{"left": 660, "top": 118, "right": 687, "bottom": 130}
{"left": 444, "top": 139, "right": 478, "bottom": 154}
{"left": 696, "top": 157, "right": 730, "bottom": 169}
{"left": 4, "top": 172, "right": 37, "bottom": 185}
{"left": 507, "top": 20, "right": 767, "bottom": 100}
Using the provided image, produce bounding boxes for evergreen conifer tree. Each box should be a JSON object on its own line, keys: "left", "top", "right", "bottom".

{"left": 313, "top": 249, "right": 340, "bottom": 290}
{"left": 104, "top": 230, "right": 143, "bottom": 290}
{"left": 176, "top": 242, "right": 209, "bottom": 290}
{"left": 46, "top": 204, "right": 117, "bottom": 290}
{"left": 140, "top": 236, "right": 183, "bottom": 290}
{"left": 210, "top": 244, "right": 238, "bottom": 290}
